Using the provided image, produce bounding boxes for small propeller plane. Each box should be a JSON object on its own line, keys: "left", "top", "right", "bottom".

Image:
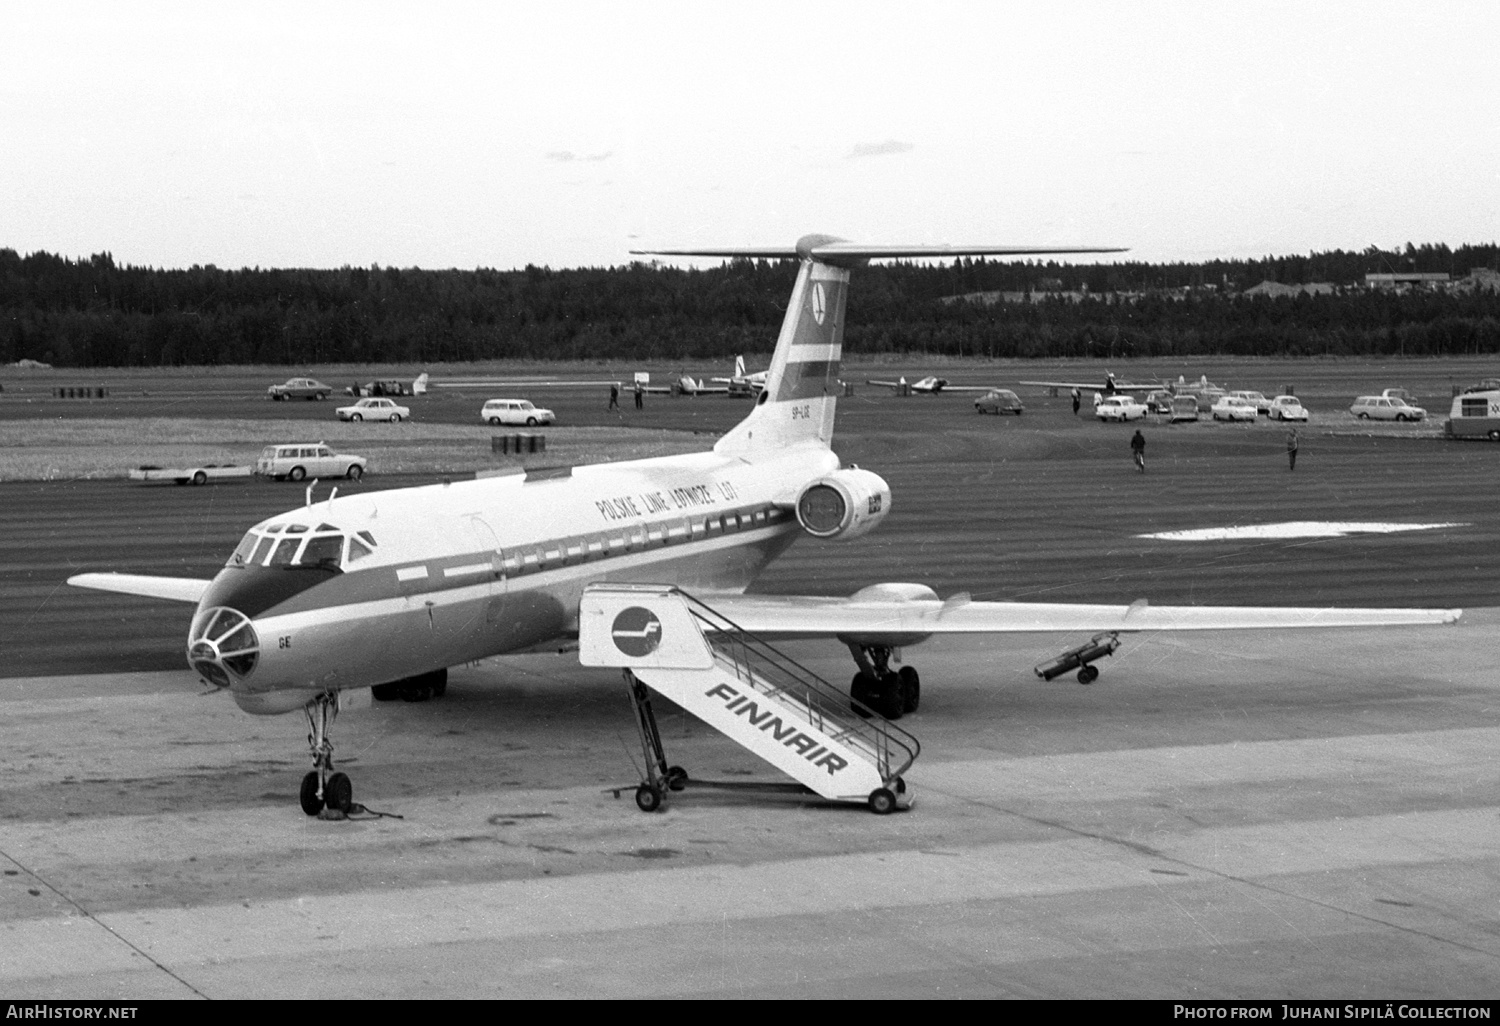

{"left": 711, "top": 355, "right": 767, "bottom": 397}
{"left": 69, "top": 234, "right": 1460, "bottom": 816}
{"left": 867, "top": 375, "right": 994, "bottom": 395}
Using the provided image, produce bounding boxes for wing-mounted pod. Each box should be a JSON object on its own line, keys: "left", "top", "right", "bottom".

{"left": 795, "top": 467, "right": 891, "bottom": 541}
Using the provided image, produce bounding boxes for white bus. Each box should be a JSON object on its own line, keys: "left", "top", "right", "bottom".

{"left": 1444, "top": 379, "right": 1500, "bottom": 441}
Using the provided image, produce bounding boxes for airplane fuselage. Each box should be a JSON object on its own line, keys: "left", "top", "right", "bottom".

{"left": 191, "top": 442, "right": 840, "bottom": 714}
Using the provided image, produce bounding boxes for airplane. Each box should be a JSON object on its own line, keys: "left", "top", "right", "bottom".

{"left": 867, "top": 375, "right": 994, "bottom": 395}
{"left": 712, "top": 355, "right": 767, "bottom": 397}
{"left": 343, "top": 373, "right": 430, "bottom": 398}
{"left": 1019, "top": 372, "right": 1225, "bottom": 400}
{"left": 68, "top": 234, "right": 1460, "bottom": 817}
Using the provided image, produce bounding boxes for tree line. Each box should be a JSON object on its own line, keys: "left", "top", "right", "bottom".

{"left": 2, "top": 242, "right": 1499, "bottom": 367}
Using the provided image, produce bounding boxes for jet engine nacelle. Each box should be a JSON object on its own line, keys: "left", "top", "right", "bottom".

{"left": 795, "top": 468, "right": 891, "bottom": 541}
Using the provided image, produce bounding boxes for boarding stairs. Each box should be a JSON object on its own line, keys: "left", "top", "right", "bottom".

{"left": 579, "top": 584, "right": 919, "bottom": 814}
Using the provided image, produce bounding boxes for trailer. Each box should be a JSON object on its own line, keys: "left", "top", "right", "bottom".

{"left": 1443, "top": 382, "right": 1500, "bottom": 441}
{"left": 128, "top": 464, "right": 254, "bottom": 486}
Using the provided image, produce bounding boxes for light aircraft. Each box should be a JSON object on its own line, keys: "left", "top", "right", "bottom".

{"left": 712, "top": 355, "right": 767, "bottom": 397}
{"left": 1020, "top": 372, "right": 1226, "bottom": 400}
{"left": 867, "top": 375, "right": 994, "bottom": 395}
{"left": 69, "top": 234, "right": 1459, "bottom": 816}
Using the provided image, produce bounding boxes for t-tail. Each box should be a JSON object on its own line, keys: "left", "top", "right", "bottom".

{"left": 631, "top": 234, "right": 1126, "bottom": 454}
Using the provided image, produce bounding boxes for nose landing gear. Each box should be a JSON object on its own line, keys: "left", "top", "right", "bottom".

{"left": 300, "top": 690, "right": 355, "bottom": 816}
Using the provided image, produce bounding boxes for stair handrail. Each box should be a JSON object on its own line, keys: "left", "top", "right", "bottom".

{"left": 674, "top": 588, "right": 920, "bottom": 781}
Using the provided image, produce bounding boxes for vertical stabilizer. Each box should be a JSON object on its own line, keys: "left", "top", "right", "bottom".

{"left": 713, "top": 236, "right": 848, "bottom": 454}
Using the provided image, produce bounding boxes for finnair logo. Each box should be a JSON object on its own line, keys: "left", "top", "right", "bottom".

{"left": 611, "top": 607, "right": 662, "bottom": 657}
{"left": 811, "top": 282, "right": 826, "bottom": 325}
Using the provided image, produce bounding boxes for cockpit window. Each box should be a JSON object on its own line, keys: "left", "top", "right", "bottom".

{"left": 231, "top": 532, "right": 258, "bottom": 565}
{"left": 268, "top": 537, "right": 301, "bottom": 566}
{"left": 300, "top": 535, "right": 343, "bottom": 567}
{"left": 230, "top": 523, "right": 359, "bottom": 570}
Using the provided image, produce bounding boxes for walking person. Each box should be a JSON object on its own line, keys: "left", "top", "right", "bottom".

{"left": 608, "top": 383, "right": 619, "bottom": 410}
{"left": 1286, "top": 427, "right": 1299, "bottom": 471}
{"left": 1130, "top": 428, "right": 1146, "bottom": 473}
{"left": 1071, "top": 387, "right": 1081, "bottom": 415}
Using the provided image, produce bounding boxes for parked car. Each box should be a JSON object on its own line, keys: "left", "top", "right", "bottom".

{"left": 974, "top": 388, "right": 1024, "bottom": 415}
{"left": 337, "top": 397, "right": 410, "bottom": 422}
{"left": 481, "top": 398, "right": 556, "bottom": 426}
{"left": 267, "top": 377, "right": 332, "bottom": 401}
{"left": 1168, "top": 395, "right": 1200, "bottom": 422}
{"left": 1144, "top": 390, "right": 1176, "bottom": 415}
{"left": 1268, "top": 395, "right": 1310, "bottom": 421}
{"left": 255, "top": 443, "right": 366, "bottom": 482}
{"left": 1210, "top": 396, "right": 1259, "bottom": 422}
{"left": 1229, "top": 390, "right": 1273, "bottom": 415}
{"left": 1095, "top": 395, "right": 1148, "bottom": 422}
{"left": 1350, "top": 396, "right": 1426, "bottom": 421}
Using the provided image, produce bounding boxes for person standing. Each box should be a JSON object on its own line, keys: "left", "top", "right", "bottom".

{"left": 608, "top": 383, "right": 619, "bottom": 410}
{"left": 1071, "top": 387, "right": 1081, "bottom": 415}
{"left": 1130, "top": 429, "right": 1146, "bottom": 472}
{"left": 1286, "top": 427, "right": 1299, "bottom": 471}
{"left": 633, "top": 380, "right": 643, "bottom": 410}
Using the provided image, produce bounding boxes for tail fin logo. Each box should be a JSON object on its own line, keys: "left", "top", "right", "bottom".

{"left": 811, "top": 282, "right": 827, "bottom": 325}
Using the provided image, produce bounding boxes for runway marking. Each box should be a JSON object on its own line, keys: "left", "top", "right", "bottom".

{"left": 1138, "top": 521, "right": 1468, "bottom": 541}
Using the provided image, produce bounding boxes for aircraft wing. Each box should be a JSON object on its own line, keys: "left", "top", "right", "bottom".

{"left": 68, "top": 573, "right": 210, "bottom": 604}
{"left": 699, "top": 594, "right": 1461, "bottom": 642}
{"left": 932, "top": 385, "right": 995, "bottom": 393}
{"left": 1019, "top": 379, "right": 1161, "bottom": 391}
{"left": 431, "top": 378, "right": 622, "bottom": 389}
{"left": 867, "top": 379, "right": 904, "bottom": 388}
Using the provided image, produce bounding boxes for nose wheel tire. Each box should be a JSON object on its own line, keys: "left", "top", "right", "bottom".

{"left": 1077, "top": 665, "right": 1100, "bottom": 685}
{"left": 635, "top": 783, "right": 664, "bottom": 812}
{"left": 325, "top": 772, "right": 354, "bottom": 813}
{"left": 299, "top": 772, "right": 324, "bottom": 816}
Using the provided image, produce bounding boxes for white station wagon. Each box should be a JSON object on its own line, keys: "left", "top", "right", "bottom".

{"left": 480, "top": 399, "right": 555, "bottom": 426}
{"left": 256, "top": 444, "right": 367, "bottom": 482}
{"left": 1350, "top": 396, "right": 1427, "bottom": 421}
{"left": 1095, "top": 395, "right": 1148, "bottom": 421}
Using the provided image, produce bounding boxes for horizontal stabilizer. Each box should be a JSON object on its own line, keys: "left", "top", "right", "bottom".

{"left": 67, "top": 573, "right": 209, "bottom": 604}
{"left": 634, "top": 240, "right": 1127, "bottom": 267}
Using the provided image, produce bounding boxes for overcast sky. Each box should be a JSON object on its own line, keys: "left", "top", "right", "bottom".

{"left": 3, "top": 1, "right": 1496, "bottom": 271}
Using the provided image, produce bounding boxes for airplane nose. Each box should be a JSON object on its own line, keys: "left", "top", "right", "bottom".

{"left": 187, "top": 607, "right": 260, "bottom": 688}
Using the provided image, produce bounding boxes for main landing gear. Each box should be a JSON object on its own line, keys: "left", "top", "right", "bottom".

{"left": 300, "top": 690, "right": 354, "bottom": 816}
{"left": 371, "top": 667, "right": 448, "bottom": 703}
{"left": 847, "top": 644, "right": 920, "bottom": 720}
